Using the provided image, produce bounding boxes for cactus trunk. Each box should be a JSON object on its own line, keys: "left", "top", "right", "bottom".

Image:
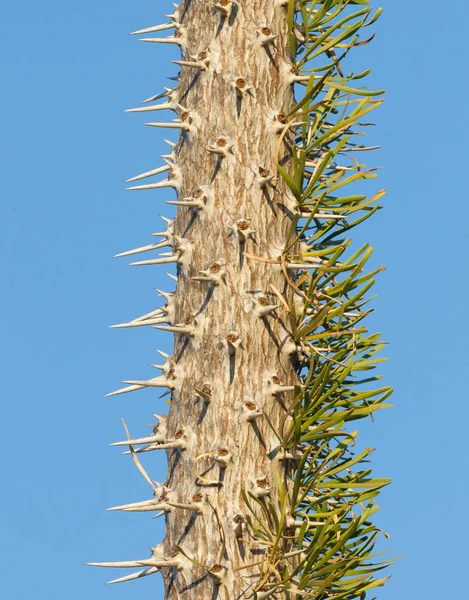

{"left": 93, "top": 1, "right": 394, "bottom": 598}
{"left": 162, "top": 3, "right": 297, "bottom": 597}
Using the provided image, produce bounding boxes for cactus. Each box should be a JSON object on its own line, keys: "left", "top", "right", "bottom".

{"left": 90, "top": 1, "right": 394, "bottom": 598}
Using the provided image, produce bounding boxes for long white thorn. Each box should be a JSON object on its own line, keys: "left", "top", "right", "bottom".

{"left": 172, "top": 59, "right": 205, "bottom": 70}
{"left": 129, "top": 256, "right": 178, "bottom": 266}
{"left": 151, "top": 231, "right": 171, "bottom": 239}
{"left": 114, "top": 242, "right": 168, "bottom": 258}
{"left": 126, "top": 179, "right": 177, "bottom": 191}
{"left": 109, "top": 317, "right": 167, "bottom": 329}
{"left": 144, "top": 121, "right": 186, "bottom": 130}
{"left": 122, "top": 377, "right": 174, "bottom": 389}
{"left": 121, "top": 443, "right": 165, "bottom": 455}
{"left": 111, "top": 309, "right": 166, "bottom": 327}
{"left": 131, "top": 23, "right": 175, "bottom": 35}
{"left": 300, "top": 212, "right": 345, "bottom": 220}
{"left": 134, "top": 308, "right": 167, "bottom": 322}
{"left": 139, "top": 37, "right": 182, "bottom": 46}
{"left": 166, "top": 200, "right": 203, "bottom": 209}
{"left": 110, "top": 434, "right": 165, "bottom": 447}
{"left": 142, "top": 93, "right": 166, "bottom": 104}
{"left": 105, "top": 384, "right": 145, "bottom": 397}
{"left": 125, "top": 164, "right": 169, "bottom": 183}
{"left": 106, "top": 499, "right": 163, "bottom": 511}
{"left": 136, "top": 559, "right": 181, "bottom": 568}
{"left": 121, "top": 441, "right": 184, "bottom": 454}
{"left": 88, "top": 560, "right": 147, "bottom": 569}
{"left": 142, "top": 88, "right": 174, "bottom": 104}
{"left": 275, "top": 385, "right": 296, "bottom": 393}
{"left": 106, "top": 376, "right": 172, "bottom": 397}
{"left": 153, "top": 325, "right": 193, "bottom": 335}
{"left": 124, "top": 102, "right": 175, "bottom": 114}
{"left": 119, "top": 505, "right": 165, "bottom": 512}
{"left": 166, "top": 501, "right": 202, "bottom": 514}
{"left": 107, "top": 567, "right": 159, "bottom": 585}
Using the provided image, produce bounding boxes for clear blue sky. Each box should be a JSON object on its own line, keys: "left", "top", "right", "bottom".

{"left": 1, "top": 1, "right": 467, "bottom": 598}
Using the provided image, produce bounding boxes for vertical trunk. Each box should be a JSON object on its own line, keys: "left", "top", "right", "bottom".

{"left": 162, "top": 1, "right": 297, "bottom": 598}
{"left": 94, "top": 2, "right": 393, "bottom": 598}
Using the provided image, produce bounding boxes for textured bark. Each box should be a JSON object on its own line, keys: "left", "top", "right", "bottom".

{"left": 98, "top": 3, "right": 391, "bottom": 597}
{"left": 160, "top": 1, "right": 297, "bottom": 598}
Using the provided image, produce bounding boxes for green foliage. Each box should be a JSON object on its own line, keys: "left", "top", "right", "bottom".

{"left": 245, "top": 2, "right": 395, "bottom": 597}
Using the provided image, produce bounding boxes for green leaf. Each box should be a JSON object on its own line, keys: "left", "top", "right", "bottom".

{"left": 277, "top": 163, "right": 302, "bottom": 200}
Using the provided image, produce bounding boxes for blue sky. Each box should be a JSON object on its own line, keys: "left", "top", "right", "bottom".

{"left": 1, "top": 1, "right": 468, "bottom": 599}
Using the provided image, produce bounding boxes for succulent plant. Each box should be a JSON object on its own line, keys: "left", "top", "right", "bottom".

{"left": 90, "top": 1, "right": 394, "bottom": 597}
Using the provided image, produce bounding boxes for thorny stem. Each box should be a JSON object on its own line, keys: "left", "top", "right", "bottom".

{"left": 94, "top": 1, "right": 393, "bottom": 598}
